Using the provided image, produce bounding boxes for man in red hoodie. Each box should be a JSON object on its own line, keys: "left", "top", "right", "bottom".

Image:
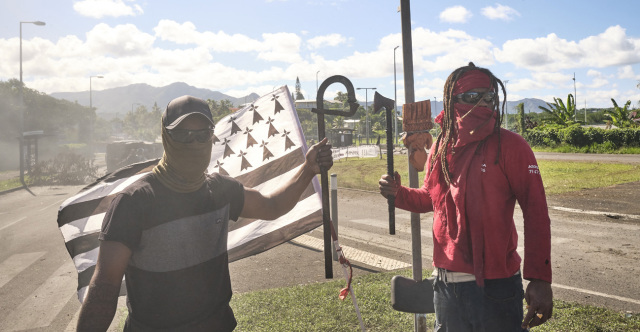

{"left": 379, "top": 63, "right": 552, "bottom": 331}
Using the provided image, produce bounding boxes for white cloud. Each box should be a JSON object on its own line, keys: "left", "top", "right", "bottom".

{"left": 307, "top": 34, "right": 347, "bottom": 49}
{"left": 154, "top": 20, "right": 301, "bottom": 63}
{"left": 440, "top": 6, "right": 472, "bottom": 24}
{"left": 481, "top": 4, "right": 520, "bottom": 21}
{"left": 73, "top": 0, "right": 143, "bottom": 18}
{"left": 587, "top": 69, "right": 602, "bottom": 77}
{"left": 508, "top": 78, "right": 546, "bottom": 92}
{"left": 495, "top": 26, "right": 640, "bottom": 71}
{"left": 588, "top": 77, "right": 609, "bottom": 89}
{"left": 617, "top": 66, "right": 638, "bottom": 79}
{"left": 531, "top": 72, "right": 573, "bottom": 86}
{"left": 86, "top": 23, "right": 155, "bottom": 57}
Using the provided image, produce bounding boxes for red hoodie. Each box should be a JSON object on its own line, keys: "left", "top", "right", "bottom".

{"left": 395, "top": 124, "right": 552, "bottom": 284}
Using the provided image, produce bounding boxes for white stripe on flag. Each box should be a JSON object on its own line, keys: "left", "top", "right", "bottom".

{"left": 60, "top": 213, "right": 105, "bottom": 242}
{"left": 73, "top": 247, "right": 99, "bottom": 273}
{"left": 228, "top": 194, "right": 321, "bottom": 249}
{"left": 59, "top": 172, "right": 149, "bottom": 210}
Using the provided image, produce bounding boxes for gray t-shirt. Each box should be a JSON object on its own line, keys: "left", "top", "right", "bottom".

{"left": 100, "top": 173, "right": 245, "bottom": 331}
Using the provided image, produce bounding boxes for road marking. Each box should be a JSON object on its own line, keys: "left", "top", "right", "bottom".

{"left": 551, "top": 283, "right": 640, "bottom": 306}
{"left": 0, "top": 217, "right": 26, "bottom": 232}
{"left": 337, "top": 225, "right": 432, "bottom": 256}
{"left": 1, "top": 260, "right": 78, "bottom": 331}
{"left": 550, "top": 206, "right": 640, "bottom": 220}
{"left": 292, "top": 234, "right": 411, "bottom": 271}
{"left": 37, "top": 197, "right": 67, "bottom": 212}
{"left": 0, "top": 252, "right": 46, "bottom": 289}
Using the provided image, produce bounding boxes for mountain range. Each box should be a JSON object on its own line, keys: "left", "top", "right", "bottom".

{"left": 50, "top": 82, "right": 260, "bottom": 119}
{"left": 50, "top": 82, "right": 551, "bottom": 119}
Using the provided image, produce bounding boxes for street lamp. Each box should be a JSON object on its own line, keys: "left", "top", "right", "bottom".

{"left": 19, "top": 20, "right": 46, "bottom": 187}
{"left": 356, "top": 87, "right": 376, "bottom": 144}
{"left": 573, "top": 73, "right": 577, "bottom": 121}
{"left": 394, "top": 46, "right": 399, "bottom": 144}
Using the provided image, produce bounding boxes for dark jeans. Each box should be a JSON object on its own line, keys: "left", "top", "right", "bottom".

{"left": 433, "top": 272, "right": 527, "bottom": 332}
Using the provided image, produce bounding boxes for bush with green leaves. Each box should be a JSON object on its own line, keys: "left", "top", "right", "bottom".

{"left": 30, "top": 151, "right": 99, "bottom": 185}
{"left": 525, "top": 126, "right": 640, "bottom": 149}
{"left": 558, "top": 125, "right": 587, "bottom": 147}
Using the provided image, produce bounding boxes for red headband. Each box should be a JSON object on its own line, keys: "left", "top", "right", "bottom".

{"left": 453, "top": 70, "right": 492, "bottom": 95}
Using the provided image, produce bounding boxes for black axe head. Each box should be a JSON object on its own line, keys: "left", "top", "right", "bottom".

{"left": 373, "top": 91, "right": 395, "bottom": 114}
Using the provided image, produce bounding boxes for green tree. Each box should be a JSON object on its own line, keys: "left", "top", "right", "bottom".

{"left": 538, "top": 94, "right": 579, "bottom": 127}
{"left": 605, "top": 99, "right": 636, "bottom": 128}
{"left": 0, "top": 78, "right": 94, "bottom": 143}
{"left": 515, "top": 102, "right": 525, "bottom": 135}
{"left": 295, "top": 77, "right": 305, "bottom": 100}
{"left": 332, "top": 116, "right": 345, "bottom": 129}
{"left": 122, "top": 105, "right": 162, "bottom": 141}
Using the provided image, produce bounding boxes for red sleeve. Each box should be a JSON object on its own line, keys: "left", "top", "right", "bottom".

{"left": 501, "top": 131, "right": 552, "bottom": 283}
{"left": 395, "top": 171, "right": 434, "bottom": 214}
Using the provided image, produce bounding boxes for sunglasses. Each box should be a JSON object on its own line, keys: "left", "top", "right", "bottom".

{"left": 455, "top": 91, "right": 496, "bottom": 104}
{"left": 167, "top": 127, "right": 215, "bottom": 143}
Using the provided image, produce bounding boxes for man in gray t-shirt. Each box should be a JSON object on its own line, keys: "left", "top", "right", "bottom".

{"left": 77, "top": 96, "right": 333, "bottom": 331}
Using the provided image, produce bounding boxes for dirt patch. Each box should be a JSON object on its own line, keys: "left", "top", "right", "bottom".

{"left": 547, "top": 180, "right": 640, "bottom": 218}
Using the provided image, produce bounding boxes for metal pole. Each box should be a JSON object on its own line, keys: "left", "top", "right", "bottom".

{"left": 19, "top": 22, "right": 24, "bottom": 187}
{"left": 366, "top": 90, "right": 369, "bottom": 144}
{"left": 331, "top": 173, "right": 339, "bottom": 261}
{"left": 316, "top": 70, "right": 320, "bottom": 98}
{"left": 504, "top": 80, "right": 509, "bottom": 129}
{"left": 19, "top": 21, "right": 45, "bottom": 188}
{"left": 394, "top": 46, "right": 399, "bottom": 145}
{"left": 573, "top": 73, "right": 577, "bottom": 121}
{"left": 400, "top": 0, "right": 427, "bottom": 330}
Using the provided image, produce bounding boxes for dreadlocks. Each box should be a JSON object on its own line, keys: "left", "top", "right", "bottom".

{"left": 429, "top": 62, "right": 507, "bottom": 185}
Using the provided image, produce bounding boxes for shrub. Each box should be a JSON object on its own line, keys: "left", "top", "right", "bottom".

{"left": 30, "top": 151, "right": 99, "bottom": 185}
{"left": 583, "top": 127, "right": 604, "bottom": 145}
{"left": 559, "top": 125, "right": 587, "bottom": 146}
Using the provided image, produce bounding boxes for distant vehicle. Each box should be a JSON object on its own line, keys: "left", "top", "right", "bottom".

{"left": 105, "top": 141, "right": 163, "bottom": 172}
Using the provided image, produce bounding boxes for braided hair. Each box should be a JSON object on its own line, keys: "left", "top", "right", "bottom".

{"left": 429, "top": 62, "right": 507, "bottom": 185}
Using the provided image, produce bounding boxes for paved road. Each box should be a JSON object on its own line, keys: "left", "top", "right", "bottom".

{"left": 1, "top": 177, "right": 639, "bottom": 329}
{"left": 534, "top": 152, "right": 640, "bottom": 164}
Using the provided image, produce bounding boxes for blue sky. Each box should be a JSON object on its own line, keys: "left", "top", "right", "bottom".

{"left": 1, "top": 0, "right": 639, "bottom": 110}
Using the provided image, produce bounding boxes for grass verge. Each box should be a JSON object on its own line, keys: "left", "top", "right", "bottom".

{"left": 231, "top": 269, "right": 640, "bottom": 331}
{"left": 330, "top": 155, "right": 640, "bottom": 195}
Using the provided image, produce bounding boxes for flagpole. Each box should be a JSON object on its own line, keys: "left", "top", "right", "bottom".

{"left": 400, "top": 0, "right": 428, "bottom": 331}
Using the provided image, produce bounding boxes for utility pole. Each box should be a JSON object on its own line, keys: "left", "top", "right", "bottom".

{"left": 504, "top": 80, "right": 509, "bottom": 129}
{"left": 19, "top": 20, "right": 45, "bottom": 189}
{"left": 573, "top": 73, "right": 577, "bottom": 121}
{"left": 394, "top": 46, "right": 400, "bottom": 144}
{"left": 400, "top": 1, "right": 426, "bottom": 331}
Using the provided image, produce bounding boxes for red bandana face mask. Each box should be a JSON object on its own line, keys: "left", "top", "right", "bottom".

{"left": 454, "top": 103, "right": 496, "bottom": 147}
{"left": 451, "top": 70, "right": 497, "bottom": 147}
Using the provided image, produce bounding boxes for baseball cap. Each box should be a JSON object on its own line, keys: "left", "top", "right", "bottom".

{"left": 162, "top": 95, "right": 215, "bottom": 129}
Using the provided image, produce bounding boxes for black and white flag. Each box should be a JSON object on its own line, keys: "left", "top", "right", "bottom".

{"left": 57, "top": 86, "right": 323, "bottom": 302}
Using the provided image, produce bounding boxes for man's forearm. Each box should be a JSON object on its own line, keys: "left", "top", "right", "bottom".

{"left": 77, "top": 281, "right": 121, "bottom": 331}
{"left": 266, "top": 163, "right": 316, "bottom": 219}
